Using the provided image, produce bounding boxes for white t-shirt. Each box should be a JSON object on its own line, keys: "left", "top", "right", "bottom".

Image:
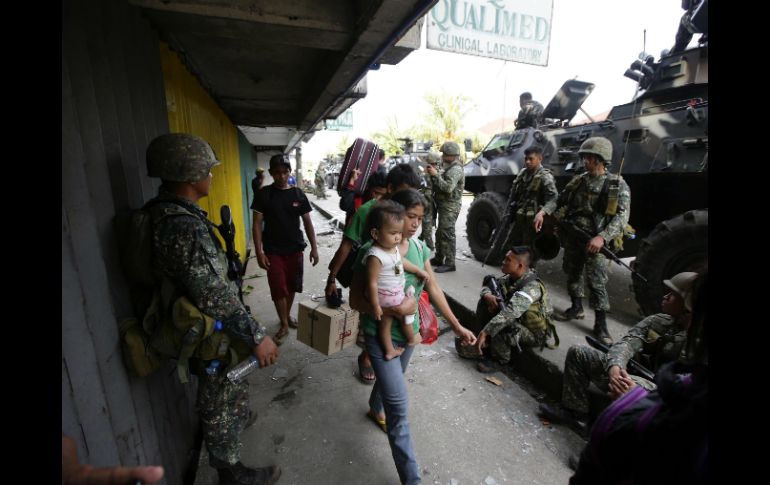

{"left": 364, "top": 245, "right": 406, "bottom": 290}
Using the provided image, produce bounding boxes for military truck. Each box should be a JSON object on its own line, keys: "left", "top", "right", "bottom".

{"left": 463, "top": 1, "right": 707, "bottom": 315}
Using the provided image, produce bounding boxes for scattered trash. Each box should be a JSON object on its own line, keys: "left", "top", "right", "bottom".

{"left": 485, "top": 376, "right": 503, "bottom": 386}
{"left": 450, "top": 479, "right": 459, "bottom": 485}
{"left": 242, "top": 285, "right": 255, "bottom": 295}
{"left": 483, "top": 476, "right": 499, "bottom": 485}
{"left": 271, "top": 368, "right": 288, "bottom": 380}
{"left": 420, "top": 349, "right": 438, "bottom": 358}
{"left": 317, "top": 230, "right": 335, "bottom": 236}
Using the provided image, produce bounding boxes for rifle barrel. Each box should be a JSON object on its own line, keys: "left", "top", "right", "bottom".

{"left": 584, "top": 335, "right": 655, "bottom": 381}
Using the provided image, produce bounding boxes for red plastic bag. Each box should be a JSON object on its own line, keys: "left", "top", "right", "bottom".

{"left": 418, "top": 290, "right": 438, "bottom": 344}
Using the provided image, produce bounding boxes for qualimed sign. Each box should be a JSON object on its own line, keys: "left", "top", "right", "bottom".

{"left": 426, "top": 0, "right": 553, "bottom": 66}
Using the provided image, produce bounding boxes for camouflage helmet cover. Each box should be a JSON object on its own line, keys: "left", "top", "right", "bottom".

{"left": 663, "top": 271, "right": 698, "bottom": 312}
{"left": 440, "top": 141, "right": 461, "bottom": 156}
{"left": 146, "top": 133, "right": 221, "bottom": 182}
{"left": 578, "top": 136, "right": 613, "bottom": 163}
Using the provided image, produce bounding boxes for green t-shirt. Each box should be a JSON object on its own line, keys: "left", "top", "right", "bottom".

{"left": 356, "top": 238, "right": 431, "bottom": 341}
{"left": 344, "top": 198, "right": 377, "bottom": 244}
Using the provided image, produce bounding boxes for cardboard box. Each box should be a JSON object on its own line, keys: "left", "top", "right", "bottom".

{"left": 297, "top": 301, "right": 359, "bottom": 355}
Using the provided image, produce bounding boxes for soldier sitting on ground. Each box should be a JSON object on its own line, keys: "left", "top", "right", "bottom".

{"left": 538, "top": 271, "right": 698, "bottom": 437}
{"left": 458, "top": 246, "right": 558, "bottom": 373}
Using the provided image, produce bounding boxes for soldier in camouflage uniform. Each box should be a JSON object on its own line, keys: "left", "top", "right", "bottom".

{"left": 418, "top": 152, "right": 440, "bottom": 251}
{"left": 514, "top": 92, "right": 544, "bottom": 130}
{"left": 145, "top": 133, "right": 282, "bottom": 485}
{"left": 553, "top": 137, "right": 631, "bottom": 345}
{"left": 501, "top": 145, "right": 559, "bottom": 251}
{"left": 426, "top": 141, "right": 465, "bottom": 273}
{"left": 538, "top": 271, "right": 697, "bottom": 435}
{"left": 473, "top": 246, "right": 557, "bottom": 372}
{"left": 314, "top": 165, "right": 327, "bottom": 199}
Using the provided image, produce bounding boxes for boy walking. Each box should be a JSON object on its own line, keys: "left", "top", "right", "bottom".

{"left": 252, "top": 154, "right": 319, "bottom": 343}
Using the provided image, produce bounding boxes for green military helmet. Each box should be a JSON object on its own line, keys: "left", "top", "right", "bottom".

{"left": 146, "top": 133, "right": 221, "bottom": 182}
{"left": 663, "top": 271, "right": 698, "bottom": 311}
{"left": 578, "top": 136, "right": 613, "bottom": 164}
{"left": 440, "top": 141, "right": 461, "bottom": 156}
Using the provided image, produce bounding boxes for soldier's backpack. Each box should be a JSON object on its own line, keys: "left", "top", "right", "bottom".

{"left": 337, "top": 138, "right": 380, "bottom": 196}
{"left": 114, "top": 200, "right": 249, "bottom": 383}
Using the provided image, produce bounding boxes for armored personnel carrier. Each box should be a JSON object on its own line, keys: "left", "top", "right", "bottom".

{"left": 463, "top": 0, "right": 707, "bottom": 315}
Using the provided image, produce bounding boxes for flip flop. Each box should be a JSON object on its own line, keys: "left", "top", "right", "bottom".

{"left": 358, "top": 353, "right": 376, "bottom": 384}
{"left": 288, "top": 316, "right": 299, "bottom": 329}
{"left": 274, "top": 327, "right": 289, "bottom": 345}
{"left": 366, "top": 410, "right": 387, "bottom": 433}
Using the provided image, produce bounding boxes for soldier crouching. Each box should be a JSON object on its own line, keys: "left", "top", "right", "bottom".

{"left": 457, "top": 246, "right": 558, "bottom": 373}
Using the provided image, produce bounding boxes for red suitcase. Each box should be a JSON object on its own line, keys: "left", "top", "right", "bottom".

{"left": 336, "top": 138, "right": 380, "bottom": 195}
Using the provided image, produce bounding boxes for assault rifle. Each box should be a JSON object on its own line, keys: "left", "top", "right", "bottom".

{"left": 482, "top": 201, "right": 515, "bottom": 267}
{"left": 554, "top": 218, "right": 647, "bottom": 283}
{"left": 482, "top": 274, "right": 521, "bottom": 352}
{"left": 218, "top": 205, "right": 246, "bottom": 306}
{"left": 584, "top": 335, "right": 656, "bottom": 382}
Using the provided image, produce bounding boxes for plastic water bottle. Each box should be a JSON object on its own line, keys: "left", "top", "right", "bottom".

{"left": 204, "top": 321, "right": 224, "bottom": 376}
{"left": 205, "top": 359, "right": 221, "bottom": 376}
{"left": 226, "top": 355, "right": 260, "bottom": 384}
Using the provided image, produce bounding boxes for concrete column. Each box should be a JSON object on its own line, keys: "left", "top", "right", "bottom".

{"left": 295, "top": 146, "right": 303, "bottom": 188}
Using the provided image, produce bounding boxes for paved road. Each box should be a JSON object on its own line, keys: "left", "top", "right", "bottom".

{"left": 194, "top": 193, "right": 586, "bottom": 485}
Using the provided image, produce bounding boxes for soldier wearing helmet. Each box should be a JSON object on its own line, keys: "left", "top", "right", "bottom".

{"left": 552, "top": 136, "right": 632, "bottom": 346}
{"left": 145, "top": 133, "right": 281, "bottom": 484}
{"left": 538, "top": 271, "right": 697, "bottom": 436}
{"left": 426, "top": 141, "right": 465, "bottom": 272}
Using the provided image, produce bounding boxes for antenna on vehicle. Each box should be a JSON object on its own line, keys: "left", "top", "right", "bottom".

{"left": 619, "top": 29, "right": 646, "bottom": 175}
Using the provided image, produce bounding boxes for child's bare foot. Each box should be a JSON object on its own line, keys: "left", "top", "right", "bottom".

{"left": 406, "top": 333, "right": 423, "bottom": 346}
{"left": 384, "top": 347, "right": 405, "bottom": 360}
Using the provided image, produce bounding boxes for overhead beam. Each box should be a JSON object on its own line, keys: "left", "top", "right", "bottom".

{"left": 129, "top": 0, "right": 353, "bottom": 32}
{"left": 296, "top": 0, "right": 434, "bottom": 132}
{"left": 141, "top": 9, "right": 352, "bottom": 51}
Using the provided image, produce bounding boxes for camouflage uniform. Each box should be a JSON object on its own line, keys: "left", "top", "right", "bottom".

{"left": 419, "top": 161, "right": 438, "bottom": 251}
{"left": 479, "top": 269, "right": 554, "bottom": 364}
{"left": 515, "top": 100, "right": 544, "bottom": 129}
{"left": 556, "top": 171, "right": 631, "bottom": 311}
{"left": 561, "top": 313, "right": 688, "bottom": 414}
{"left": 314, "top": 167, "right": 327, "bottom": 198}
{"left": 145, "top": 133, "right": 267, "bottom": 470}
{"left": 431, "top": 159, "right": 464, "bottom": 266}
{"left": 502, "top": 165, "right": 558, "bottom": 249}
{"left": 150, "top": 189, "right": 264, "bottom": 465}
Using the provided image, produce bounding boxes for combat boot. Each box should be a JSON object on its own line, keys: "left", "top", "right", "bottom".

{"left": 429, "top": 256, "right": 443, "bottom": 267}
{"left": 554, "top": 297, "right": 584, "bottom": 321}
{"left": 537, "top": 403, "right": 588, "bottom": 438}
{"left": 434, "top": 264, "right": 456, "bottom": 273}
{"left": 211, "top": 456, "right": 282, "bottom": 485}
{"left": 455, "top": 336, "right": 482, "bottom": 359}
{"left": 593, "top": 310, "right": 613, "bottom": 346}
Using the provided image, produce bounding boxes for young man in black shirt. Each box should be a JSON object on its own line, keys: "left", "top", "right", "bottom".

{"left": 252, "top": 154, "right": 319, "bottom": 343}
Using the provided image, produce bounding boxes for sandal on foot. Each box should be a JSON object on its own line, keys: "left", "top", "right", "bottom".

{"left": 366, "top": 410, "right": 387, "bottom": 433}
{"left": 288, "top": 316, "right": 299, "bottom": 329}
{"left": 357, "top": 354, "right": 376, "bottom": 384}
{"left": 273, "top": 328, "right": 289, "bottom": 345}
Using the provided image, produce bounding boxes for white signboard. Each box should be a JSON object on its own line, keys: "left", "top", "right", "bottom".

{"left": 325, "top": 109, "right": 353, "bottom": 131}
{"left": 426, "top": 0, "right": 553, "bottom": 66}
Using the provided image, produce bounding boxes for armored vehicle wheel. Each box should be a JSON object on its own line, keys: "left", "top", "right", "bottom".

{"left": 467, "top": 191, "right": 508, "bottom": 266}
{"left": 632, "top": 210, "right": 708, "bottom": 316}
